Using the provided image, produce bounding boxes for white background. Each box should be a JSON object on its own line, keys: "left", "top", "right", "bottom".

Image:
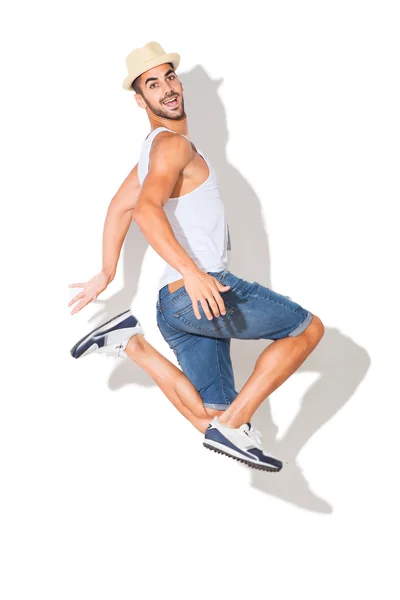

{"left": 1, "top": 1, "right": 399, "bottom": 598}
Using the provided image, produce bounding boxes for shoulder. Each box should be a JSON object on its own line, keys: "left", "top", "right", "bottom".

{"left": 150, "top": 131, "right": 192, "bottom": 158}
{"left": 149, "top": 131, "right": 193, "bottom": 171}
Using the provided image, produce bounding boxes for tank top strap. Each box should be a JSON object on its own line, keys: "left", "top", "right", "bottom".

{"left": 138, "top": 127, "right": 174, "bottom": 183}
{"left": 138, "top": 127, "right": 208, "bottom": 184}
{"left": 145, "top": 126, "right": 176, "bottom": 141}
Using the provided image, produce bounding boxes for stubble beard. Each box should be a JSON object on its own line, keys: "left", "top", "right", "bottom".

{"left": 145, "top": 95, "right": 186, "bottom": 120}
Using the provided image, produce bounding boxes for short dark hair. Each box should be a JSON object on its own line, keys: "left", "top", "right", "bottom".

{"left": 131, "top": 76, "right": 141, "bottom": 94}
{"left": 131, "top": 62, "right": 174, "bottom": 94}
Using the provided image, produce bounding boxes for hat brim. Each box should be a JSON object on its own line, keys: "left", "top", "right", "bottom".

{"left": 122, "top": 53, "right": 181, "bottom": 91}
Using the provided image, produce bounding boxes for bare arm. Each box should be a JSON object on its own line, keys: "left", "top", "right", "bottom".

{"left": 102, "top": 163, "right": 141, "bottom": 281}
{"left": 68, "top": 163, "right": 141, "bottom": 315}
{"left": 133, "top": 133, "right": 198, "bottom": 274}
{"left": 133, "top": 133, "right": 230, "bottom": 319}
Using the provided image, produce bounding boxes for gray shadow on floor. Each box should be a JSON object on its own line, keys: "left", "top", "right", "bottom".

{"left": 89, "top": 65, "right": 371, "bottom": 512}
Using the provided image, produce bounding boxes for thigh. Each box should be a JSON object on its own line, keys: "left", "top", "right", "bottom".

{"left": 156, "top": 301, "right": 238, "bottom": 410}
{"left": 220, "top": 271, "right": 313, "bottom": 339}
{"left": 160, "top": 270, "right": 313, "bottom": 341}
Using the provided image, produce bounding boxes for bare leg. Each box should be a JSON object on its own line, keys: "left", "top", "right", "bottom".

{"left": 125, "top": 335, "right": 224, "bottom": 433}
{"left": 218, "top": 315, "right": 325, "bottom": 428}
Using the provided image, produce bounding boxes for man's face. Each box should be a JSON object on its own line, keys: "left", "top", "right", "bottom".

{"left": 135, "top": 63, "right": 185, "bottom": 120}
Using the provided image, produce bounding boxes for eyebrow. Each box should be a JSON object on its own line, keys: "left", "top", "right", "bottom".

{"left": 144, "top": 69, "right": 175, "bottom": 86}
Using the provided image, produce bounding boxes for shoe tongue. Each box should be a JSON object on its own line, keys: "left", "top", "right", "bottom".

{"left": 239, "top": 422, "right": 251, "bottom": 432}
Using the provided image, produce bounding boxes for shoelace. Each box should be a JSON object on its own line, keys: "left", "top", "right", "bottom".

{"left": 104, "top": 344, "right": 125, "bottom": 358}
{"left": 248, "top": 425, "right": 279, "bottom": 459}
{"left": 248, "top": 425, "right": 263, "bottom": 447}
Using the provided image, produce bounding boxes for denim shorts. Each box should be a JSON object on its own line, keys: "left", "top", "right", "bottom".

{"left": 156, "top": 269, "right": 313, "bottom": 411}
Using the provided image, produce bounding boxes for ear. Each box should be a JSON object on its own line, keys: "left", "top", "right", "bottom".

{"left": 134, "top": 93, "right": 146, "bottom": 109}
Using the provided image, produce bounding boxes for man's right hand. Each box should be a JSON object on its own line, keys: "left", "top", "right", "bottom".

{"left": 182, "top": 269, "right": 231, "bottom": 320}
{"left": 68, "top": 271, "right": 111, "bottom": 315}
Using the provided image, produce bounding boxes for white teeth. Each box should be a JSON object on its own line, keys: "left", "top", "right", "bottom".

{"left": 164, "top": 97, "right": 177, "bottom": 104}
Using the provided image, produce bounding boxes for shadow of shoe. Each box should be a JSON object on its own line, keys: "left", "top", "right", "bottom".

{"left": 239, "top": 328, "right": 371, "bottom": 512}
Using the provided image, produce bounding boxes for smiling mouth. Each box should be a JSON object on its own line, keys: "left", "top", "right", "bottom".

{"left": 163, "top": 96, "right": 179, "bottom": 109}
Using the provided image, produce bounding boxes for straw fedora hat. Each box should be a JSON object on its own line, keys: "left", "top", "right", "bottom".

{"left": 122, "top": 41, "right": 180, "bottom": 91}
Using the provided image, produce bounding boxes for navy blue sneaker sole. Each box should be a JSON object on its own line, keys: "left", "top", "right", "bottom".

{"left": 70, "top": 309, "right": 137, "bottom": 358}
{"left": 203, "top": 442, "right": 282, "bottom": 472}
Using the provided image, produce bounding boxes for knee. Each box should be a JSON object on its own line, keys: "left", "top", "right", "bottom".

{"left": 304, "top": 314, "right": 325, "bottom": 347}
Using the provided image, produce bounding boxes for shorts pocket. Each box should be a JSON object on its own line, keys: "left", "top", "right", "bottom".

{"left": 173, "top": 299, "right": 237, "bottom": 334}
{"left": 158, "top": 288, "right": 189, "bottom": 312}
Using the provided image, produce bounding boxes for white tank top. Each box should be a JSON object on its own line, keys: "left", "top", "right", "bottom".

{"left": 137, "top": 127, "right": 231, "bottom": 289}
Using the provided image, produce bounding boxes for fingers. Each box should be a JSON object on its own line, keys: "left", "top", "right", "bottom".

{"left": 71, "top": 301, "right": 86, "bottom": 315}
{"left": 208, "top": 281, "right": 230, "bottom": 318}
{"left": 191, "top": 296, "right": 214, "bottom": 320}
{"left": 206, "top": 294, "right": 221, "bottom": 319}
{"left": 217, "top": 282, "right": 230, "bottom": 291}
{"left": 68, "top": 291, "right": 85, "bottom": 307}
{"left": 200, "top": 297, "right": 214, "bottom": 320}
{"left": 192, "top": 299, "right": 201, "bottom": 320}
{"left": 191, "top": 294, "right": 218, "bottom": 320}
{"left": 213, "top": 292, "right": 226, "bottom": 317}
{"left": 192, "top": 280, "right": 232, "bottom": 320}
{"left": 195, "top": 292, "right": 225, "bottom": 320}
{"left": 68, "top": 282, "right": 97, "bottom": 313}
{"left": 71, "top": 295, "right": 94, "bottom": 315}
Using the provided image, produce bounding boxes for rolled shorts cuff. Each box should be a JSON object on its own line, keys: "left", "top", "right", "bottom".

{"left": 288, "top": 311, "right": 313, "bottom": 337}
{"left": 203, "top": 402, "right": 229, "bottom": 411}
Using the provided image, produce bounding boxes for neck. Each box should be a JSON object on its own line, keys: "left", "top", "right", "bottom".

{"left": 147, "top": 110, "right": 189, "bottom": 137}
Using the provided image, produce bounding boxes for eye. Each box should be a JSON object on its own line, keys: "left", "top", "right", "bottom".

{"left": 150, "top": 83, "right": 157, "bottom": 89}
{"left": 168, "top": 75, "right": 175, "bottom": 80}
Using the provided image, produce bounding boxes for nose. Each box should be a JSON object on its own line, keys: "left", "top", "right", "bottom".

{"left": 163, "top": 81, "right": 175, "bottom": 96}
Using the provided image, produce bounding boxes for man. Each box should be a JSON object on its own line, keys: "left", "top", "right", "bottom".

{"left": 69, "top": 42, "right": 325, "bottom": 472}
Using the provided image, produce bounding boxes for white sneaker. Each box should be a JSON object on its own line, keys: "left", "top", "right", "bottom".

{"left": 70, "top": 309, "right": 143, "bottom": 359}
{"left": 204, "top": 417, "right": 282, "bottom": 472}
